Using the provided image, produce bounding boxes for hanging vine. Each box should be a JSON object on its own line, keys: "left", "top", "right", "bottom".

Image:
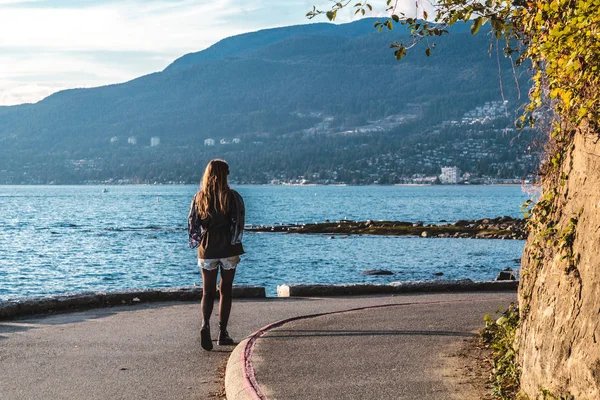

{"left": 310, "top": 1, "right": 600, "bottom": 397}
{"left": 309, "top": 0, "right": 599, "bottom": 279}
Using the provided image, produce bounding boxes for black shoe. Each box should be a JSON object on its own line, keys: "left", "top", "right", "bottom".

{"left": 200, "top": 326, "right": 213, "bottom": 351}
{"left": 217, "top": 330, "right": 234, "bottom": 346}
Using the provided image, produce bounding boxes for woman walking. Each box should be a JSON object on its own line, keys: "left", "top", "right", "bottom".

{"left": 188, "top": 159, "right": 245, "bottom": 351}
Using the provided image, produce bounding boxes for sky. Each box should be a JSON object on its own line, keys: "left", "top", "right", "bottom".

{"left": 0, "top": 0, "right": 426, "bottom": 106}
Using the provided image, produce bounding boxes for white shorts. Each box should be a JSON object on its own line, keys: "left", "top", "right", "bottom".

{"left": 198, "top": 255, "right": 241, "bottom": 271}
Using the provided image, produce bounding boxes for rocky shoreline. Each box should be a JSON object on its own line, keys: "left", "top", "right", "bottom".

{"left": 246, "top": 216, "right": 527, "bottom": 240}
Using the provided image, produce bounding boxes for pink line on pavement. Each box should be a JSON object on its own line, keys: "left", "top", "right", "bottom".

{"left": 239, "top": 296, "right": 513, "bottom": 400}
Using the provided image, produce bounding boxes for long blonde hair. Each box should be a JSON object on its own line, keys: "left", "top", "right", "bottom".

{"left": 196, "top": 159, "right": 230, "bottom": 217}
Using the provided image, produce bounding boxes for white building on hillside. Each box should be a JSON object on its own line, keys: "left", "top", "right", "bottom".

{"left": 150, "top": 137, "right": 160, "bottom": 147}
{"left": 204, "top": 138, "right": 215, "bottom": 146}
{"left": 440, "top": 166, "right": 461, "bottom": 184}
{"left": 232, "top": 138, "right": 241, "bottom": 144}
{"left": 128, "top": 137, "right": 137, "bottom": 145}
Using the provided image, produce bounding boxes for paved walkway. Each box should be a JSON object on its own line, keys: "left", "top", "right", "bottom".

{"left": 234, "top": 298, "right": 512, "bottom": 400}
{"left": 0, "top": 292, "right": 515, "bottom": 400}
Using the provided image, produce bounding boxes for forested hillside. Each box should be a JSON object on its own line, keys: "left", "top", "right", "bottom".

{"left": 0, "top": 19, "right": 535, "bottom": 184}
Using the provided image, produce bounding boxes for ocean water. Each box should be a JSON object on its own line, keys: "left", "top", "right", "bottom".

{"left": 0, "top": 185, "right": 529, "bottom": 298}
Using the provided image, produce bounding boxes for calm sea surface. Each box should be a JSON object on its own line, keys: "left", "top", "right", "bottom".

{"left": 0, "top": 185, "right": 529, "bottom": 298}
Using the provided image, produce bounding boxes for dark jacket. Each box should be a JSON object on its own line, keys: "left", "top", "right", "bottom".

{"left": 188, "top": 189, "right": 245, "bottom": 259}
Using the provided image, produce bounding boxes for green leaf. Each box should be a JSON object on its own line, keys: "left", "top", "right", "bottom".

{"left": 471, "top": 16, "right": 486, "bottom": 34}
{"left": 392, "top": 14, "right": 400, "bottom": 22}
{"left": 490, "top": 17, "right": 505, "bottom": 31}
{"left": 425, "top": 48, "right": 431, "bottom": 56}
{"left": 394, "top": 47, "right": 406, "bottom": 60}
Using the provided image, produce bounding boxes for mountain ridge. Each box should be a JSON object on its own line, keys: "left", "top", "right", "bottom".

{"left": 0, "top": 18, "right": 535, "bottom": 184}
{"left": 166, "top": 18, "right": 386, "bottom": 69}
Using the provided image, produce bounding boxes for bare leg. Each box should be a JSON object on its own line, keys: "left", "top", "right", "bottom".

{"left": 201, "top": 268, "right": 218, "bottom": 328}
{"left": 218, "top": 266, "right": 236, "bottom": 332}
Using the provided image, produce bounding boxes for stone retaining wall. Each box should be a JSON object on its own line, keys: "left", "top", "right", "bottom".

{"left": 277, "top": 279, "right": 518, "bottom": 297}
{"left": 0, "top": 285, "right": 266, "bottom": 320}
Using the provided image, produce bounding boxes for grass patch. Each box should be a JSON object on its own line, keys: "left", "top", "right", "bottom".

{"left": 480, "top": 303, "right": 521, "bottom": 399}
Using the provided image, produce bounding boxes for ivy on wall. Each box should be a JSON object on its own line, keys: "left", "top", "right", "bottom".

{"left": 310, "top": 1, "right": 599, "bottom": 398}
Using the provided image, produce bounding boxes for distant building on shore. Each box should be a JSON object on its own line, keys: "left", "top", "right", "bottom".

{"left": 440, "top": 166, "right": 461, "bottom": 184}
{"left": 127, "top": 137, "right": 137, "bottom": 145}
{"left": 204, "top": 138, "right": 215, "bottom": 146}
{"left": 220, "top": 138, "right": 229, "bottom": 145}
{"left": 110, "top": 136, "right": 119, "bottom": 144}
{"left": 150, "top": 137, "right": 160, "bottom": 147}
{"left": 232, "top": 138, "right": 241, "bottom": 144}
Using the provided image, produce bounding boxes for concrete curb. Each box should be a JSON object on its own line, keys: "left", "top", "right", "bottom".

{"left": 225, "top": 338, "right": 259, "bottom": 400}
{"left": 0, "top": 285, "right": 266, "bottom": 320}
{"left": 277, "top": 279, "right": 518, "bottom": 297}
{"left": 224, "top": 296, "right": 515, "bottom": 400}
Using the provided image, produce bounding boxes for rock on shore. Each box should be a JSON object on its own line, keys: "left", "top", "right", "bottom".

{"left": 362, "top": 270, "right": 394, "bottom": 276}
{"left": 246, "top": 216, "right": 526, "bottom": 240}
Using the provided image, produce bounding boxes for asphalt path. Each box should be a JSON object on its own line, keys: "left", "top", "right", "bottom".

{"left": 252, "top": 298, "right": 512, "bottom": 400}
{"left": 0, "top": 292, "right": 516, "bottom": 400}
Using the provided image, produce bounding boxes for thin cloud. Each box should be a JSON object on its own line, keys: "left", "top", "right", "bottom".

{"left": 0, "top": 80, "right": 65, "bottom": 105}
{"left": 0, "top": 0, "right": 422, "bottom": 105}
{"left": 0, "top": 0, "right": 44, "bottom": 4}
